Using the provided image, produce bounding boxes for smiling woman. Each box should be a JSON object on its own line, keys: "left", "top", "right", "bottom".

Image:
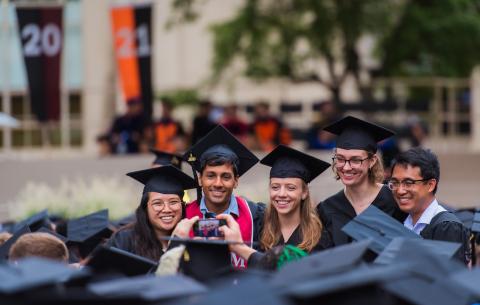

{"left": 316, "top": 116, "right": 408, "bottom": 247}
{"left": 105, "top": 165, "right": 198, "bottom": 261}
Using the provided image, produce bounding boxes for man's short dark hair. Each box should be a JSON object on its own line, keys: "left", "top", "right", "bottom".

{"left": 200, "top": 157, "right": 239, "bottom": 177}
{"left": 391, "top": 147, "right": 440, "bottom": 194}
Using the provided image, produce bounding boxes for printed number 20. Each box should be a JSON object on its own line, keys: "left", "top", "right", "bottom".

{"left": 21, "top": 23, "right": 62, "bottom": 57}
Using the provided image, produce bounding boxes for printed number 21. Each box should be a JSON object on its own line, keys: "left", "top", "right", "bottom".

{"left": 117, "top": 24, "right": 150, "bottom": 58}
{"left": 21, "top": 23, "right": 62, "bottom": 57}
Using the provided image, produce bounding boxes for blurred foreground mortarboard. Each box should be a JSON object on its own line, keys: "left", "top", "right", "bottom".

{"left": 86, "top": 245, "right": 158, "bottom": 277}
{"left": 0, "top": 257, "right": 88, "bottom": 294}
{"left": 284, "top": 264, "right": 409, "bottom": 305}
{"left": 323, "top": 115, "right": 395, "bottom": 153}
{"left": 183, "top": 124, "right": 259, "bottom": 177}
{"left": 260, "top": 145, "right": 330, "bottom": 184}
{"left": 342, "top": 205, "right": 419, "bottom": 254}
{"left": 375, "top": 237, "right": 463, "bottom": 267}
{"left": 127, "top": 165, "right": 197, "bottom": 196}
{"left": 12, "top": 209, "right": 50, "bottom": 233}
{"left": 450, "top": 268, "right": 480, "bottom": 300}
{"left": 271, "top": 240, "right": 371, "bottom": 288}
{"left": 172, "top": 237, "right": 233, "bottom": 283}
{"left": 67, "top": 209, "right": 113, "bottom": 258}
{"left": 472, "top": 210, "right": 480, "bottom": 233}
{"left": 0, "top": 225, "right": 30, "bottom": 260}
{"left": 37, "top": 227, "right": 68, "bottom": 243}
{"left": 149, "top": 148, "right": 183, "bottom": 169}
{"left": 88, "top": 274, "right": 207, "bottom": 302}
{"left": 382, "top": 274, "right": 473, "bottom": 305}
{"left": 169, "top": 274, "right": 290, "bottom": 305}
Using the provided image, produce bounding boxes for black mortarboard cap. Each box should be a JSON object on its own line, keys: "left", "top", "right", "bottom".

{"left": 260, "top": 145, "right": 330, "bottom": 184}
{"left": 453, "top": 208, "right": 475, "bottom": 229}
{"left": 88, "top": 274, "right": 207, "bottom": 302}
{"left": 271, "top": 240, "right": 372, "bottom": 288}
{"left": 0, "top": 225, "right": 31, "bottom": 260}
{"left": 341, "top": 205, "right": 420, "bottom": 254}
{"left": 323, "top": 115, "right": 395, "bottom": 152}
{"left": 149, "top": 148, "right": 183, "bottom": 168}
{"left": 127, "top": 165, "right": 198, "bottom": 195}
{"left": 382, "top": 274, "right": 473, "bottom": 305}
{"left": 450, "top": 268, "right": 480, "bottom": 300}
{"left": 173, "top": 237, "right": 233, "bottom": 282}
{"left": 67, "top": 209, "right": 113, "bottom": 258}
{"left": 183, "top": 125, "right": 259, "bottom": 177}
{"left": 0, "top": 257, "right": 89, "bottom": 294}
{"left": 472, "top": 210, "right": 480, "bottom": 233}
{"left": 37, "top": 227, "right": 68, "bottom": 244}
{"left": 374, "top": 237, "right": 463, "bottom": 266}
{"left": 284, "top": 263, "right": 410, "bottom": 304}
{"left": 86, "top": 245, "right": 158, "bottom": 277}
{"left": 170, "top": 274, "right": 290, "bottom": 305}
{"left": 11, "top": 209, "right": 50, "bottom": 233}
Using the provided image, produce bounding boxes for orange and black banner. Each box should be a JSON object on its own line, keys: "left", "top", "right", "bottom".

{"left": 111, "top": 4, "right": 152, "bottom": 119}
{"left": 16, "top": 6, "right": 63, "bottom": 122}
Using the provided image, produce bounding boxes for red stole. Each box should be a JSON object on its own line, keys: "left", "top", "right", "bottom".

{"left": 185, "top": 196, "right": 253, "bottom": 269}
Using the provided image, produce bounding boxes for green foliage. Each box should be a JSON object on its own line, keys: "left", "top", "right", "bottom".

{"left": 158, "top": 88, "right": 201, "bottom": 106}
{"left": 170, "top": 0, "right": 480, "bottom": 102}
{"left": 380, "top": 0, "right": 480, "bottom": 77}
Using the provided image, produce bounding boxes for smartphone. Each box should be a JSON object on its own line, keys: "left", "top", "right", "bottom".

{"left": 193, "top": 219, "right": 227, "bottom": 237}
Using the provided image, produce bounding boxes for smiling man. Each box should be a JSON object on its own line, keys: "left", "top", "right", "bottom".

{"left": 183, "top": 125, "right": 265, "bottom": 269}
{"left": 389, "top": 147, "right": 470, "bottom": 264}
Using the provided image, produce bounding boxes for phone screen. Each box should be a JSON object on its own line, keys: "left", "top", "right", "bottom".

{"left": 193, "top": 219, "right": 226, "bottom": 237}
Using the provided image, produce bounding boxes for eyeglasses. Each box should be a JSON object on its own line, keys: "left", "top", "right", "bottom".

{"left": 332, "top": 156, "right": 371, "bottom": 168}
{"left": 387, "top": 179, "right": 429, "bottom": 190}
{"left": 150, "top": 200, "right": 182, "bottom": 211}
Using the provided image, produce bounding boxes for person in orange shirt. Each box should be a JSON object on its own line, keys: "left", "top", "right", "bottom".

{"left": 249, "top": 101, "right": 291, "bottom": 152}
{"left": 153, "top": 99, "right": 186, "bottom": 153}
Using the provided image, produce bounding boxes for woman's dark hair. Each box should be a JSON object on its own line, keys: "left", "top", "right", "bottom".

{"left": 132, "top": 193, "right": 163, "bottom": 261}
{"left": 131, "top": 192, "right": 186, "bottom": 261}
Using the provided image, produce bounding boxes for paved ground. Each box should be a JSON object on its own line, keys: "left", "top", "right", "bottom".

{"left": 0, "top": 151, "right": 479, "bottom": 221}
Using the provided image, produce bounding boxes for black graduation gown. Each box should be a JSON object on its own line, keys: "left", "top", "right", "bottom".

{"left": 317, "top": 185, "right": 407, "bottom": 247}
{"left": 248, "top": 225, "right": 330, "bottom": 267}
{"left": 420, "top": 211, "right": 470, "bottom": 264}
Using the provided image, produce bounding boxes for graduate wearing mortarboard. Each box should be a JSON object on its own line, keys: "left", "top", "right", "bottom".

{"left": 217, "top": 145, "right": 331, "bottom": 268}
{"left": 316, "top": 116, "right": 407, "bottom": 247}
{"left": 182, "top": 125, "right": 266, "bottom": 269}
{"left": 106, "top": 166, "right": 198, "bottom": 261}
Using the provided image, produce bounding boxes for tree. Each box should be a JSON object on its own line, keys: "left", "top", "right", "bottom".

{"left": 169, "top": 0, "right": 480, "bottom": 107}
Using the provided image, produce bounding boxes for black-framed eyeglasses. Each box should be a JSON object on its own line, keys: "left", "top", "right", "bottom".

{"left": 387, "top": 179, "right": 430, "bottom": 190}
{"left": 332, "top": 156, "right": 371, "bottom": 168}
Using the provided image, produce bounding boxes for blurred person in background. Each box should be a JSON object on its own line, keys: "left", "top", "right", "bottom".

{"left": 307, "top": 100, "right": 341, "bottom": 150}
{"left": 107, "top": 98, "right": 151, "bottom": 154}
{"left": 249, "top": 101, "right": 291, "bottom": 152}
{"left": 191, "top": 99, "right": 217, "bottom": 145}
{"left": 220, "top": 104, "right": 249, "bottom": 144}
{"left": 153, "top": 98, "right": 186, "bottom": 153}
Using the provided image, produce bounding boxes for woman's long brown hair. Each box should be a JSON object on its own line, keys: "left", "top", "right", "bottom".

{"left": 260, "top": 181, "right": 322, "bottom": 252}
